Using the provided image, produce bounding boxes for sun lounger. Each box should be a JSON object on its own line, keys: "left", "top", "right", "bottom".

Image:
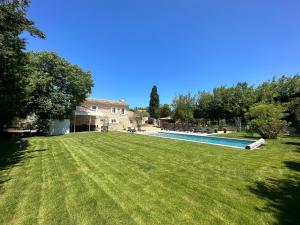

{"left": 127, "top": 127, "right": 136, "bottom": 133}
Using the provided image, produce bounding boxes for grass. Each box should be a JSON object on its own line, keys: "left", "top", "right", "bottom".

{"left": 0, "top": 132, "right": 299, "bottom": 225}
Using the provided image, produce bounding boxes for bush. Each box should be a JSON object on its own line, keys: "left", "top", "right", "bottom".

{"left": 36, "top": 118, "right": 51, "bottom": 135}
{"left": 245, "top": 103, "right": 288, "bottom": 139}
{"left": 147, "top": 117, "right": 154, "bottom": 124}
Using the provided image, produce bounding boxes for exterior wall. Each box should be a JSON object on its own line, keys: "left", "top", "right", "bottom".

{"left": 49, "top": 119, "right": 70, "bottom": 135}
{"left": 73, "top": 100, "right": 131, "bottom": 131}
{"left": 99, "top": 107, "right": 130, "bottom": 131}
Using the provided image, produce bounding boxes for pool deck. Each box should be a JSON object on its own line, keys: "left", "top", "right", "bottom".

{"left": 139, "top": 130, "right": 232, "bottom": 137}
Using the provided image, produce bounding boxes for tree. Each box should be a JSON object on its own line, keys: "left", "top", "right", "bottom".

{"left": 245, "top": 103, "right": 288, "bottom": 139}
{"left": 275, "top": 75, "right": 300, "bottom": 102}
{"left": 159, "top": 104, "right": 171, "bottom": 118}
{"left": 255, "top": 78, "right": 279, "bottom": 103}
{"left": 194, "top": 91, "right": 214, "bottom": 119}
{"left": 227, "top": 82, "right": 256, "bottom": 131}
{"left": 211, "top": 86, "right": 232, "bottom": 119}
{"left": 149, "top": 85, "right": 160, "bottom": 119}
{"left": 228, "top": 82, "right": 255, "bottom": 118}
{"left": 27, "top": 52, "right": 93, "bottom": 131}
{"left": 255, "top": 75, "right": 300, "bottom": 103}
{"left": 0, "top": 0, "right": 45, "bottom": 132}
{"left": 172, "top": 94, "right": 196, "bottom": 123}
{"left": 287, "top": 97, "right": 300, "bottom": 133}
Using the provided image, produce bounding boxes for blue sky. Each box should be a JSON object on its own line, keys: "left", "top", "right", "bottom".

{"left": 25, "top": 0, "right": 300, "bottom": 107}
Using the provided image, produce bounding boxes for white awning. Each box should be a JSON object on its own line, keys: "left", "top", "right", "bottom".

{"left": 74, "top": 106, "right": 104, "bottom": 116}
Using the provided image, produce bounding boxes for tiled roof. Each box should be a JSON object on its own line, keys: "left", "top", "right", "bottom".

{"left": 85, "top": 98, "right": 129, "bottom": 107}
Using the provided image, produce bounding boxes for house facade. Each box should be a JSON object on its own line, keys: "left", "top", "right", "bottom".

{"left": 70, "top": 98, "right": 131, "bottom": 132}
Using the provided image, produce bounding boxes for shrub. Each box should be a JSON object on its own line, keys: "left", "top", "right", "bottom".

{"left": 245, "top": 103, "right": 288, "bottom": 139}
{"left": 147, "top": 118, "right": 154, "bottom": 124}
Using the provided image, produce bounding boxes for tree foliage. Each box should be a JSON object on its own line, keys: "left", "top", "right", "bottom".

{"left": 149, "top": 85, "right": 160, "bottom": 119}
{"left": 159, "top": 104, "right": 171, "bottom": 118}
{"left": 245, "top": 103, "right": 288, "bottom": 139}
{"left": 0, "top": 0, "right": 45, "bottom": 131}
{"left": 27, "top": 52, "right": 93, "bottom": 120}
{"left": 173, "top": 75, "right": 300, "bottom": 134}
{"left": 172, "top": 94, "right": 196, "bottom": 123}
{"left": 287, "top": 97, "right": 300, "bottom": 132}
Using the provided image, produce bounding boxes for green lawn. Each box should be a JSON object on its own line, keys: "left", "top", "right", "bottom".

{"left": 0, "top": 132, "right": 299, "bottom": 225}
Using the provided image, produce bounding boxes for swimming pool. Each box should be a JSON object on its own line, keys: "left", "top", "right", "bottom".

{"left": 146, "top": 132, "right": 257, "bottom": 149}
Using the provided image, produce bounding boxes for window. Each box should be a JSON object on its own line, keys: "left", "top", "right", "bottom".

{"left": 111, "top": 119, "right": 117, "bottom": 124}
{"left": 111, "top": 107, "right": 116, "bottom": 113}
{"left": 91, "top": 105, "right": 97, "bottom": 110}
{"left": 121, "top": 108, "right": 126, "bottom": 115}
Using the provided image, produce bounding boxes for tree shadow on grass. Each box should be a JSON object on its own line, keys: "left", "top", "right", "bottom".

{"left": 0, "top": 139, "right": 28, "bottom": 170}
{"left": 284, "top": 142, "right": 300, "bottom": 146}
{"left": 284, "top": 141, "right": 300, "bottom": 153}
{"left": 0, "top": 138, "right": 45, "bottom": 190}
{"left": 284, "top": 161, "right": 300, "bottom": 172}
{"left": 249, "top": 160, "right": 300, "bottom": 225}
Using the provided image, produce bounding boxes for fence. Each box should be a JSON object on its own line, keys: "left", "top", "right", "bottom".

{"left": 160, "top": 118, "right": 246, "bottom": 132}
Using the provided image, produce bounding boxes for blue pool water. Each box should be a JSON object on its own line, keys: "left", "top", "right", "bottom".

{"left": 147, "top": 132, "right": 255, "bottom": 149}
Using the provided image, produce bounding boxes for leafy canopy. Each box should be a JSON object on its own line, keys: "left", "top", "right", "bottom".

{"left": 0, "top": 0, "right": 45, "bottom": 130}
{"left": 246, "top": 103, "right": 288, "bottom": 139}
{"left": 172, "top": 94, "right": 196, "bottom": 123}
{"left": 159, "top": 104, "right": 171, "bottom": 118}
{"left": 27, "top": 52, "right": 93, "bottom": 119}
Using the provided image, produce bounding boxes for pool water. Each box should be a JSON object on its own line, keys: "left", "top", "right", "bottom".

{"left": 147, "top": 132, "right": 255, "bottom": 149}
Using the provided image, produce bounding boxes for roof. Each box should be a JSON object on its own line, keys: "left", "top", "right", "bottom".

{"left": 85, "top": 98, "right": 129, "bottom": 107}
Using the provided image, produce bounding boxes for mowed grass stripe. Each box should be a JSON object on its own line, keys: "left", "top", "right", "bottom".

{"left": 1, "top": 132, "right": 299, "bottom": 225}
{"left": 9, "top": 142, "right": 44, "bottom": 225}
{"left": 0, "top": 140, "right": 45, "bottom": 225}
{"left": 61, "top": 138, "right": 169, "bottom": 224}
{"left": 58, "top": 138, "right": 136, "bottom": 225}
{"left": 79, "top": 133, "right": 276, "bottom": 224}
{"left": 65, "top": 136, "right": 208, "bottom": 224}
{"left": 35, "top": 139, "right": 72, "bottom": 225}
{"left": 69, "top": 134, "right": 255, "bottom": 224}
{"left": 63, "top": 134, "right": 252, "bottom": 224}
{"left": 75, "top": 134, "right": 253, "bottom": 215}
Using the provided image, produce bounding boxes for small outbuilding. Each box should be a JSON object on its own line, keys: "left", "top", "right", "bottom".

{"left": 48, "top": 119, "right": 70, "bottom": 136}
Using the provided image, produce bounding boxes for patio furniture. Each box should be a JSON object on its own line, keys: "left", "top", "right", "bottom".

{"left": 127, "top": 127, "right": 136, "bottom": 133}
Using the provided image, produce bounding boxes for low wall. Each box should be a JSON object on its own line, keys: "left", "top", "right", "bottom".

{"left": 49, "top": 119, "right": 70, "bottom": 136}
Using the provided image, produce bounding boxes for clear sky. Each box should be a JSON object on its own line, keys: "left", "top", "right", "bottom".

{"left": 25, "top": 0, "right": 300, "bottom": 107}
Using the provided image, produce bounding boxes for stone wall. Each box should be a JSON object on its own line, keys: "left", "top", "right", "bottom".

{"left": 74, "top": 102, "right": 131, "bottom": 131}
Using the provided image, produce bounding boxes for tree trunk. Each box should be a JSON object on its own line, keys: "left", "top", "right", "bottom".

{"left": 234, "top": 117, "right": 242, "bottom": 132}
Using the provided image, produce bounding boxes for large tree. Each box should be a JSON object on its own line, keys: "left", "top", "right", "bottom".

{"left": 172, "top": 93, "right": 196, "bottom": 123}
{"left": 159, "top": 104, "right": 171, "bottom": 118}
{"left": 0, "top": 0, "right": 45, "bottom": 132}
{"left": 149, "top": 85, "right": 160, "bottom": 119}
{"left": 27, "top": 52, "right": 93, "bottom": 130}
{"left": 246, "top": 103, "right": 288, "bottom": 139}
{"left": 194, "top": 91, "right": 214, "bottom": 119}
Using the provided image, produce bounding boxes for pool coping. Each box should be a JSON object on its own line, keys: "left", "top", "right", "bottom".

{"left": 157, "top": 130, "right": 256, "bottom": 142}
{"left": 138, "top": 131, "right": 257, "bottom": 150}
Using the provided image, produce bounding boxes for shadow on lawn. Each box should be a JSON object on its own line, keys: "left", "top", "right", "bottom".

{"left": 0, "top": 138, "right": 45, "bottom": 190}
{"left": 284, "top": 141, "right": 300, "bottom": 153}
{"left": 0, "top": 139, "right": 28, "bottom": 169}
{"left": 249, "top": 160, "right": 300, "bottom": 224}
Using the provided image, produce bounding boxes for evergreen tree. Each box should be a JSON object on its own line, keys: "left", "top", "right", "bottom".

{"left": 149, "top": 85, "right": 160, "bottom": 119}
